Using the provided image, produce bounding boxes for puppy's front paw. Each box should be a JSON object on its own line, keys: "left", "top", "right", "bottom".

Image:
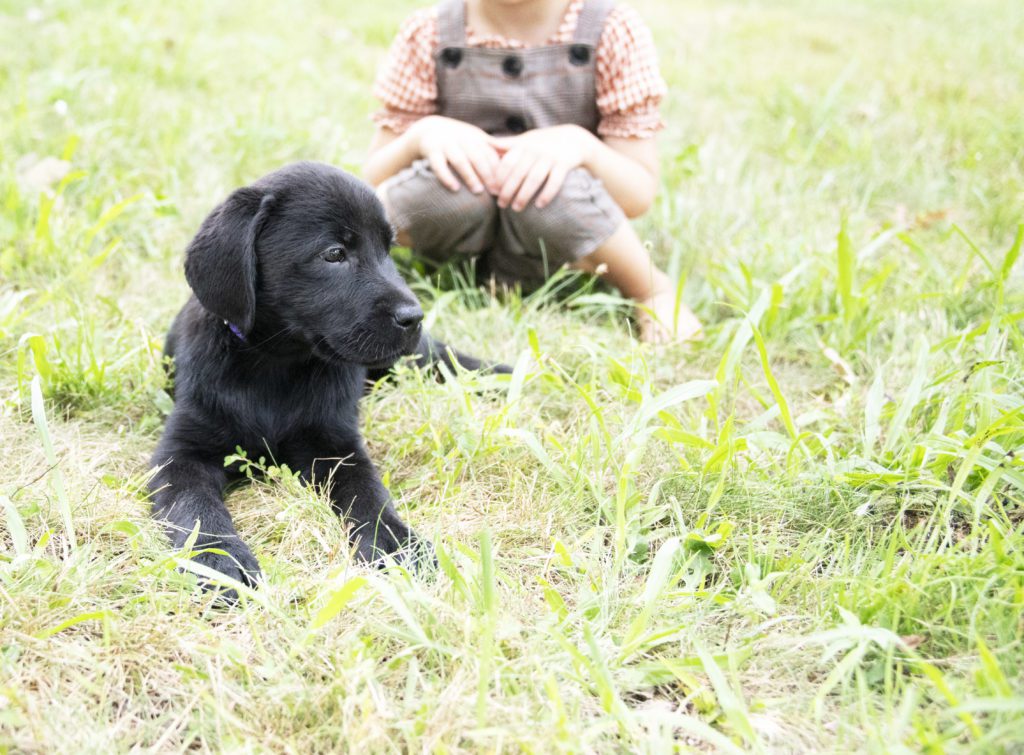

{"left": 485, "top": 361, "right": 514, "bottom": 375}
{"left": 396, "top": 536, "right": 438, "bottom": 573}
{"left": 181, "top": 535, "right": 262, "bottom": 602}
{"left": 352, "top": 521, "right": 434, "bottom": 571}
{"left": 352, "top": 522, "right": 406, "bottom": 563}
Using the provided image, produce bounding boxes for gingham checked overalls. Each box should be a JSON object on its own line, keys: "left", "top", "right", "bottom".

{"left": 383, "top": 0, "right": 626, "bottom": 286}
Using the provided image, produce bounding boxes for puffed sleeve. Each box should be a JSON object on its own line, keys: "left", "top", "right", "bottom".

{"left": 371, "top": 9, "right": 439, "bottom": 134}
{"left": 594, "top": 5, "right": 667, "bottom": 139}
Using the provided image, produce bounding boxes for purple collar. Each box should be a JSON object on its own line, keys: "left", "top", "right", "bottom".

{"left": 225, "top": 321, "right": 247, "bottom": 342}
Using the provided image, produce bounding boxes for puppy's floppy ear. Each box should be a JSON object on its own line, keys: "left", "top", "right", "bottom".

{"left": 184, "top": 187, "right": 276, "bottom": 334}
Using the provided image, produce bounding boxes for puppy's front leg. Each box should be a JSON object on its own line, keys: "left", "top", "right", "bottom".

{"left": 412, "top": 332, "right": 513, "bottom": 376}
{"left": 298, "top": 446, "right": 422, "bottom": 564}
{"left": 148, "top": 454, "right": 262, "bottom": 595}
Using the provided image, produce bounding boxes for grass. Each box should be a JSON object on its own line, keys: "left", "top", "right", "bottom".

{"left": 2, "top": 0, "right": 1023, "bottom": 750}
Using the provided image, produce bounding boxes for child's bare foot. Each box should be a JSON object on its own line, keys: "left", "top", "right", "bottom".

{"left": 636, "top": 291, "right": 704, "bottom": 344}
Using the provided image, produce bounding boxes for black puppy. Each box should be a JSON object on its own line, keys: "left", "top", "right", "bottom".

{"left": 150, "top": 161, "right": 499, "bottom": 593}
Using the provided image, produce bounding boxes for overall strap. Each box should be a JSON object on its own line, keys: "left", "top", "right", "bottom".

{"left": 437, "top": 0, "right": 467, "bottom": 48}
{"left": 573, "top": 0, "right": 615, "bottom": 45}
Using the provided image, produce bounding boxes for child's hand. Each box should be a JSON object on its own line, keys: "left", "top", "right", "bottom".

{"left": 412, "top": 116, "right": 500, "bottom": 194}
{"left": 489, "top": 125, "right": 596, "bottom": 212}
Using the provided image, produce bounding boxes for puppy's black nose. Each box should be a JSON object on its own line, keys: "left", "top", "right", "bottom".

{"left": 393, "top": 303, "right": 423, "bottom": 330}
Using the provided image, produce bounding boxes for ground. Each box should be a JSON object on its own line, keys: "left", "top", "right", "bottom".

{"left": 1, "top": 0, "right": 1023, "bottom": 751}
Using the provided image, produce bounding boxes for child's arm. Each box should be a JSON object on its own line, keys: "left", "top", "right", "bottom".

{"left": 364, "top": 126, "right": 419, "bottom": 187}
{"left": 489, "top": 126, "right": 658, "bottom": 219}
{"left": 364, "top": 117, "right": 499, "bottom": 195}
{"left": 581, "top": 133, "right": 659, "bottom": 218}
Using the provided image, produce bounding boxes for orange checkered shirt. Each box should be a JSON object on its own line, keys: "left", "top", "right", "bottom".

{"left": 372, "top": 1, "right": 667, "bottom": 139}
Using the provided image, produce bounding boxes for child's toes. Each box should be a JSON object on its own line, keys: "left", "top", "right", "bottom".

{"left": 637, "top": 311, "right": 672, "bottom": 343}
{"left": 636, "top": 295, "right": 703, "bottom": 344}
{"left": 673, "top": 307, "right": 704, "bottom": 342}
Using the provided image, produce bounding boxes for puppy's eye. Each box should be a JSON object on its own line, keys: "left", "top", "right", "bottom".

{"left": 322, "top": 246, "right": 347, "bottom": 263}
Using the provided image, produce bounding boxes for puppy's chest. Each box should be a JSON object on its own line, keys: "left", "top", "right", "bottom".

{"left": 207, "top": 362, "right": 361, "bottom": 443}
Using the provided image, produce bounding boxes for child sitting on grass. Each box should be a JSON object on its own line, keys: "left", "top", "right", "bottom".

{"left": 363, "top": 0, "right": 702, "bottom": 343}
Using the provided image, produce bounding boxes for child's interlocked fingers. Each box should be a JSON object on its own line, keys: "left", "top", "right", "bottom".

{"left": 489, "top": 124, "right": 595, "bottom": 211}
{"left": 413, "top": 115, "right": 500, "bottom": 194}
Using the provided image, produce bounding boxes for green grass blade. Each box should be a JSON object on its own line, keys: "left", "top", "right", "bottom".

{"left": 30, "top": 375, "right": 74, "bottom": 550}
{"left": 1, "top": 495, "right": 30, "bottom": 557}
{"left": 883, "top": 336, "right": 930, "bottom": 455}
{"left": 695, "top": 642, "right": 762, "bottom": 751}
{"left": 310, "top": 576, "right": 368, "bottom": 630}
{"left": 751, "top": 324, "right": 797, "bottom": 440}
{"left": 837, "top": 218, "right": 856, "bottom": 327}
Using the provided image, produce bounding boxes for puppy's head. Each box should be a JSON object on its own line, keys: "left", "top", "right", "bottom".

{"left": 184, "top": 162, "right": 423, "bottom": 368}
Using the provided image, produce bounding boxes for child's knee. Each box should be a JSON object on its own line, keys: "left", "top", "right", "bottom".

{"left": 503, "top": 167, "right": 626, "bottom": 264}
{"left": 382, "top": 160, "right": 497, "bottom": 256}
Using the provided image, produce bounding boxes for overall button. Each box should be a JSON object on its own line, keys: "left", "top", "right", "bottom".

{"left": 505, "top": 115, "right": 527, "bottom": 134}
{"left": 569, "top": 44, "right": 590, "bottom": 66}
{"left": 502, "top": 55, "right": 523, "bottom": 77}
{"left": 440, "top": 47, "right": 462, "bottom": 68}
